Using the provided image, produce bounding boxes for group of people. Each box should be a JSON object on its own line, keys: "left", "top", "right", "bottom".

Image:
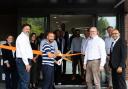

{"left": 1, "top": 23, "right": 127, "bottom": 89}
{"left": 83, "top": 27, "right": 126, "bottom": 89}
{"left": 1, "top": 25, "right": 41, "bottom": 89}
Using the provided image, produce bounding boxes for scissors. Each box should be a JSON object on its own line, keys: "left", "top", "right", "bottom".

{"left": 55, "top": 50, "right": 73, "bottom": 65}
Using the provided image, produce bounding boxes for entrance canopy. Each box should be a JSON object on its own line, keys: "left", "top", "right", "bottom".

{"left": 0, "top": 0, "right": 122, "bottom": 15}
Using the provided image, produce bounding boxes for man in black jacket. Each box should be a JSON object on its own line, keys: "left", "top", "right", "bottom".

{"left": 110, "top": 29, "right": 127, "bottom": 89}
{"left": 1, "top": 35, "right": 18, "bottom": 89}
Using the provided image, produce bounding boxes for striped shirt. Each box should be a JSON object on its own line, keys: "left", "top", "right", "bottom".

{"left": 41, "top": 41, "right": 55, "bottom": 66}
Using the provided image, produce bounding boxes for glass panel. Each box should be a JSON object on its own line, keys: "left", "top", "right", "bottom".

{"left": 97, "top": 16, "right": 116, "bottom": 37}
{"left": 21, "top": 17, "right": 45, "bottom": 36}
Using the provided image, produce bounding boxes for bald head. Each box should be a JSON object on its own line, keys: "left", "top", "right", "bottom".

{"left": 90, "top": 27, "right": 97, "bottom": 31}
{"left": 112, "top": 29, "right": 120, "bottom": 34}
{"left": 111, "top": 29, "right": 120, "bottom": 40}
{"left": 89, "top": 27, "right": 98, "bottom": 38}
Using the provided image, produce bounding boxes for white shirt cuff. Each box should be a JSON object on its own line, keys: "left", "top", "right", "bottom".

{"left": 4, "top": 60, "right": 9, "bottom": 64}
{"left": 22, "top": 59, "right": 29, "bottom": 65}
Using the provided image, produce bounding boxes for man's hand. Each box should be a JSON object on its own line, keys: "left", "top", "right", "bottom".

{"left": 117, "top": 66, "right": 122, "bottom": 74}
{"left": 81, "top": 51, "right": 85, "bottom": 55}
{"left": 56, "top": 59, "right": 62, "bottom": 65}
{"left": 55, "top": 50, "right": 62, "bottom": 57}
{"left": 32, "top": 57, "right": 37, "bottom": 63}
{"left": 48, "top": 52, "right": 56, "bottom": 58}
{"left": 6, "top": 63, "right": 10, "bottom": 68}
{"left": 83, "top": 64, "right": 86, "bottom": 70}
{"left": 100, "top": 66, "right": 104, "bottom": 71}
{"left": 26, "top": 65, "right": 31, "bottom": 72}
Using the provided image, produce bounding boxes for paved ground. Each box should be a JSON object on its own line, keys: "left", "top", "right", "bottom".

{"left": 0, "top": 74, "right": 107, "bottom": 89}
{"left": 0, "top": 83, "right": 107, "bottom": 89}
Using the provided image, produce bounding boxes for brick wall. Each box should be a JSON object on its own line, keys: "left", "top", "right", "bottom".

{"left": 125, "top": 0, "right": 128, "bottom": 13}
{"left": 124, "top": 0, "right": 128, "bottom": 80}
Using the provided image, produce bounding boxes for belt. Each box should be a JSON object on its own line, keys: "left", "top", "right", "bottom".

{"left": 87, "top": 58, "right": 100, "bottom": 62}
{"left": 17, "top": 57, "right": 22, "bottom": 59}
{"left": 17, "top": 58, "right": 32, "bottom": 60}
{"left": 73, "top": 51, "right": 81, "bottom": 53}
{"left": 16, "top": 58, "right": 32, "bottom": 65}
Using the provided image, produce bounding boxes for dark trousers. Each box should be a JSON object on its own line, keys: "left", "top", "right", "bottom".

{"left": 16, "top": 58, "right": 30, "bottom": 89}
{"left": 36, "top": 56, "right": 43, "bottom": 82}
{"left": 30, "top": 61, "right": 38, "bottom": 84}
{"left": 54, "top": 64, "right": 61, "bottom": 84}
{"left": 4, "top": 69, "right": 18, "bottom": 89}
{"left": 63, "top": 60, "right": 66, "bottom": 74}
{"left": 112, "top": 68, "right": 127, "bottom": 89}
{"left": 72, "top": 52, "right": 83, "bottom": 76}
{"left": 42, "top": 65, "right": 54, "bottom": 89}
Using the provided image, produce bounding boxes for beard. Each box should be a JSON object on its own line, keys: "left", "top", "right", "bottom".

{"left": 113, "top": 37, "right": 118, "bottom": 40}
{"left": 23, "top": 32, "right": 30, "bottom": 36}
{"left": 49, "top": 39, "right": 54, "bottom": 43}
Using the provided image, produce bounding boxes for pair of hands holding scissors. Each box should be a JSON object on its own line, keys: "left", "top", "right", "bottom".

{"left": 48, "top": 50, "right": 63, "bottom": 65}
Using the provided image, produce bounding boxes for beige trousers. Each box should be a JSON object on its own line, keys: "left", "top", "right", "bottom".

{"left": 86, "top": 59, "right": 101, "bottom": 89}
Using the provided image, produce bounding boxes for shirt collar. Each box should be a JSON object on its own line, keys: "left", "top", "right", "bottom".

{"left": 45, "top": 40, "right": 54, "bottom": 45}
{"left": 90, "top": 35, "right": 98, "bottom": 39}
{"left": 107, "top": 36, "right": 112, "bottom": 39}
{"left": 21, "top": 32, "right": 29, "bottom": 37}
{"left": 106, "top": 36, "right": 113, "bottom": 41}
{"left": 45, "top": 40, "right": 50, "bottom": 44}
{"left": 113, "top": 37, "right": 120, "bottom": 43}
{"left": 21, "top": 32, "right": 29, "bottom": 40}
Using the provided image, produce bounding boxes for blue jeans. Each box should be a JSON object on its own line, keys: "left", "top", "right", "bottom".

{"left": 16, "top": 58, "right": 30, "bottom": 89}
{"left": 42, "top": 65, "right": 54, "bottom": 89}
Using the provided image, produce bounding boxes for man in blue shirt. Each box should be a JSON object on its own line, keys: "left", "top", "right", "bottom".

{"left": 41, "top": 32, "right": 60, "bottom": 89}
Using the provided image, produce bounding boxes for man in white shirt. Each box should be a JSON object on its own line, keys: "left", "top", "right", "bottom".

{"left": 83, "top": 27, "right": 106, "bottom": 89}
{"left": 104, "top": 26, "right": 113, "bottom": 89}
{"left": 16, "top": 24, "right": 33, "bottom": 89}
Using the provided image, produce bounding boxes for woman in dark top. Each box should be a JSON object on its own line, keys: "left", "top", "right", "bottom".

{"left": 1, "top": 35, "right": 18, "bottom": 89}
{"left": 30, "top": 33, "right": 39, "bottom": 89}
